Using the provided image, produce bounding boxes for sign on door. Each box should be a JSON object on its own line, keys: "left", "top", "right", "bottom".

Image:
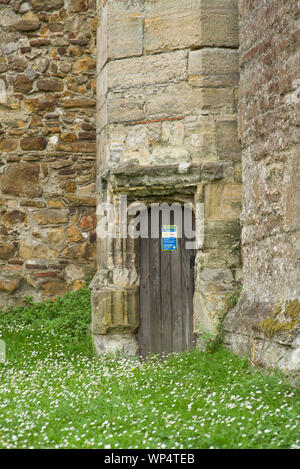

{"left": 162, "top": 225, "right": 177, "bottom": 251}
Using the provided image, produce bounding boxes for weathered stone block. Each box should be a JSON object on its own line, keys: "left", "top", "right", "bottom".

{"left": 0, "top": 139, "right": 19, "bottom": 153}
{"left": 0, "top": 56, "right": 7, "bottom": 73}
{"left": 98, "top": 1, "right": 144, "bottom": 71}
{"left": 42, "top": 280, "right": 67, "bottom": 296}
{"left": 76, "top": 183, "right": 96, "bottom": 198}
{"left": 69, "top": 0, "right": 88, "bottom": 12}
{"left": 205, "top": 182, "right": 242, "bottom": 220}
{"left": 13, "top": 75, "right": 34, "bottom": 93}
{"left": 0, "top": 278, "right": 20, "bottom": 294}
{"left": 224, "top": 330, "right": 300, "bottom": 372}
{"left": 285, "top": 149, "right": 300, "bottom": 231}
{"left": 20, "top": 137, "right": 47, "bottom": 151}
{"left": 1, "top": 210, "right": 26, "bottom": 226}
{"left": 8, "top": 56, "right": 27, "bottom": 72}
{"left": 197, "top": 268, "right": 236, "bottom": 294}
{"left": 144, "top": 0, "right": 202, "bottom": 53}
{"left": 32, "top": 0, "right": 64, "bottom": 11}
{"left": 55, "top": 141, "right": 96, "bottom": 153}
{"left": 19, "top": 241, "right": 57, "bottom": 259}
{"left": 93, "top": 333, "right": 138, "bottom": 356}
{"left": 91, "top": 287, "right": 139, "bottom": 334}
{"left": 63, "top": 195, "right": 96, "bottom": 206}
{"left": 103, "top": 89, "right": 145, "bottom": 126}
{"left": 24, "top": 96, "right": 58, "bottom": 112}
{"left": 73, "top": 56, "right": 95, "bottom": 73}
{"left": 60, "top": 132, "right": 77, "bottom": 143}
{"left": 46, "top": 227, "right": 66, "bottom": 245}
{"left": 198, "top": 88, "right": 235, "bottom": 114}
{"left": 188, "top": 48, "right": 239, "bottom": 88}
{"left": 10, "top": 11, "right": 40, "bottom": 31}
{"left": 65, "top": 181, "right": 76, "bottom": 193}
{"left": 33, "top": 209, "right": 69, "bottom": 225}
{"left": 184, "top": 115, "right": 217, "bottom": 162}
{"left": 0, "top": 163, "right": 43, "bottom": 198}
{"left": 215, "top": 119, "right": 241, "bottom": 160}
{"left": 62, "top": 242, "right": 96, "bottom": 259}
{"left": 67, "top": 225, "right": 83, "bottom": 242}
{"left": 20, "top": 200, "right": 46, "bottom": 208}
{"left": 205, "top": 220, "right": 241, "bottom": 238}
{"left": 145, "top": 83, "right": 202, "bottom": 120}
{"left": 0, "top": 243, "right": 15, "bottom": 260}
{"left": 196, "top": 246, "right": 240, "bottom": 272}
{"left": 0, "top": 8, "right": 21, "bottom": 29}
{"left": 106, "top": 50, "right": 187, "bottom": 90}
{"left": 193, "top": 290, "right": 230, "bottom": 335}
{"left": 144, "top": 0, "right": 239, "bottom": 53}
{"left": 36, "top": 79, "right": 63, "bottom": 92}
{"left": 202, "top": 232, "right": 240, "bottom": 251}
{"left": 199, "top": 8, "right": 239, "bottom": 48}
{"left": 61, "top": 99, "right": 95, "bottom": 108}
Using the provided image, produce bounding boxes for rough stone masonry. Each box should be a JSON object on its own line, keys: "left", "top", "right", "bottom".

{"left": 0, "top": 0, "right": 97, "bottom": 308}
{"left": 224, "top": 0, "right": 300, "bottom": 371}
{"left": 0, "top": 0, "right": 299, "bottom": 371}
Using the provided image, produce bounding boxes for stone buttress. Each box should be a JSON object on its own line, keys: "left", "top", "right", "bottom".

{"left": 224, "top": 0, "right": 300, "bottom": 371}
{"left": 91, "top": 0, "right": 242, "bottom": 355}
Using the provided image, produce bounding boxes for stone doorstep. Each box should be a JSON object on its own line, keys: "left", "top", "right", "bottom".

{"left": 92, "top": 333, "right": 138, "bottom": 357}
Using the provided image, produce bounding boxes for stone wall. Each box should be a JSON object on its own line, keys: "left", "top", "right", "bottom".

{"left": 92, "top": 0, "right": 242, "bottom": 355}
{"left": 2, "top": 0, "right": 297, "bottom": 370}
{"left": 0, "top": 0, "right": 97, "bottom": 308}
{"left": 225, "top": 0, "right": 300, "bottom": 370}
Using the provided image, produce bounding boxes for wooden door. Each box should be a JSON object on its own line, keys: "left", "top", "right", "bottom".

{"left": 138, "top": 208, "right": 196, "bottom": 358}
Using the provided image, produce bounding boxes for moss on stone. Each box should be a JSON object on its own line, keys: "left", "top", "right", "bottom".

{"left": 257, "top": 300, "right": 300, "bottom": 338}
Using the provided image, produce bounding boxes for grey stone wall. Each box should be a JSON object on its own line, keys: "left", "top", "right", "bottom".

{"left": 225, "top": 0, "right": 300, "bottom": 371}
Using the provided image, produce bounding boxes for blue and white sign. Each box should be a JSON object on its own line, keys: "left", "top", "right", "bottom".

{"left": 162, "top": 225, "right": 177, "bottom": 251}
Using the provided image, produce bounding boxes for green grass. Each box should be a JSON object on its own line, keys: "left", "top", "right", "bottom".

{"left": 0, "top": 286, "right": 299, "bottom": 449}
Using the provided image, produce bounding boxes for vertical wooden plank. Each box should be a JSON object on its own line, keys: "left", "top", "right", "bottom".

{"left": 188, "top": 252, "right": 196, "bottom": 350}
{"left": 171, "top": 215, "right": 183, "bottom": 353}
{"left": 181, "top": 245, "right": 190, "bottom": 351}
{"left": 161, "top": 250, "right": 172, "bottom": 356}
{"left": 181, "top": 209, "right": 189, "bottom": 351}
{"left": 187, "top": 209, "right": 196, "bottom": 351}
{"left": 138, "top": 235, "right": 151, "bottom": 358}
{"left": 181, "top": 208, "right": 196, "bottom": 352}
{"left": 149, "top": 233, "right": 161, "bottom": 356}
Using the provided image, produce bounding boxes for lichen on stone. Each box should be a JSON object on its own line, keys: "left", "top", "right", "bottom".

{"left": 257, "top": 300, "right": 300, "bottom": 338}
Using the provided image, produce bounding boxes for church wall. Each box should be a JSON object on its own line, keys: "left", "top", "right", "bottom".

{"left": 0, "top": 0, "right": 97, "bottom": 308}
